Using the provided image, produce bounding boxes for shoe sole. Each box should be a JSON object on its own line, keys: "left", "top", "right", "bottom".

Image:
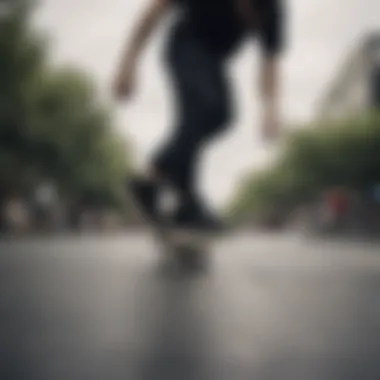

{"left": 126, "top": 181, "right": 229, "bottom": 251}
{"left": 128, "top": 188, "right": 214, "bottom": 248}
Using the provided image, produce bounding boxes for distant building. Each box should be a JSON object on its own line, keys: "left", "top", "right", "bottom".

{"left": 317, "top": 32, "right": 380, "bottom": 121}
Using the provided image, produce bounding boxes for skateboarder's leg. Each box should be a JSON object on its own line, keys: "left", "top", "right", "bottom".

{"left": 128, "top": 24, "right": 233, "bottom": 227}
{"left": 152, "top": 25, "right": 233, "bottom": 227}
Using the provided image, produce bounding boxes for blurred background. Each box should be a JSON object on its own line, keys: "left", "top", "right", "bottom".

{"left": 1, "top": 0, "right": 380, "bottom": 236}
{"left": 1, "top": 1, "right": 380, "bottom": 380}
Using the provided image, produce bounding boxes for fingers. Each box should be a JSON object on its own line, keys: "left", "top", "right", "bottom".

{"left": 112, "top": 69, "right": 135, "bottom": 101}
{"left": 114, "top": 81, "right": 131, "bottom": 100}
{"left": 261, "top": 117, "right": 280, "bottom": 143}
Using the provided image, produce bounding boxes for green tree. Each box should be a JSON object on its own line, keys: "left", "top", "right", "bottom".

{"left": 228, "top": 112, "right": 380, "bottom": 222}
{"left": 0, "top": 0, "right": 134, "bottom": 229}
{"left": 30, "top": 67, "right": 130, "bottom": 204}
{"left": 0, "top": 0, "right": 46, "bottom": 191}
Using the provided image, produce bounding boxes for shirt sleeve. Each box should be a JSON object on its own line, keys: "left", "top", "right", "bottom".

{"left": 254, "top": 0, "right": 286, "bottom": 57}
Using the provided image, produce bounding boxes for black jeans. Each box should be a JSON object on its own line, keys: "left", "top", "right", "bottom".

{"left": 153, "top": 22, "right": 233, "bottom": 201}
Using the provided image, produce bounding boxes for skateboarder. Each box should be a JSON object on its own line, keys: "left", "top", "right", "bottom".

{"left": 113, "top": 0, "right": 286, "bottom": 231}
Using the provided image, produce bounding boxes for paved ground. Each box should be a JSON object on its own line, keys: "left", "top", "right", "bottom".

{"left": 1, "top": 231, "right": 380, "bottom": 380}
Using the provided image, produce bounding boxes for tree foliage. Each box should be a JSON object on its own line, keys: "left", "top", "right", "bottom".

{"left": 0, "top": 0, "right": 132, "bottom": 211}
{"left": 228, "top": 113, "right": 380, "bottom": 220}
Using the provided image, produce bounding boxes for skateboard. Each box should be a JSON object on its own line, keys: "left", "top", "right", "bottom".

{"left": 127, "top": 184, "right": 214, "bottom": 273}
{"left": 154, "top": 224, "right": 213, "bottom": 273}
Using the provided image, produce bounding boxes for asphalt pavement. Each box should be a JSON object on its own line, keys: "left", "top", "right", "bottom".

{"left": 1, "top": 231, "right": 380, "bottom": 380}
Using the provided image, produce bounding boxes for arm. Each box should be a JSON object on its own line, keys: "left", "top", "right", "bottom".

{"left": 256, "top": 1, "right": 285, "bottom": 141}
{"left": 259, "top": 54, "right": 280, "bottom": 140}
{"left": 113, "top": 0, "right": 171, "bottom": 98}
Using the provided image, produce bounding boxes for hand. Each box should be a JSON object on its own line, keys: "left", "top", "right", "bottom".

{"left": 261, "top": 105, "right": 280, "bottom": 143}
{"left": 112, "top": 65, "right": 136, "bottom": 101}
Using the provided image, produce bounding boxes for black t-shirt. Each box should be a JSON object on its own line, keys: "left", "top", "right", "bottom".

{"left": 174, "top": 0, "right": 285, "bottom": 57}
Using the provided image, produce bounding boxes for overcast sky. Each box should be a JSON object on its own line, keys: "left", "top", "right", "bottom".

{"left": 35, "top": 0, "right": 380, "bottom": 207}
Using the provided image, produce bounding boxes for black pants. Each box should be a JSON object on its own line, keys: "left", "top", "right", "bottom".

{"left": 153, "top": 22, "right": 233, "bottom": 200}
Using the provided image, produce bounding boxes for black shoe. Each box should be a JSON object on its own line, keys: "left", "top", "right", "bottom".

{"left": 171, "top": 197, "right": 226, "bottom": 233}
{"left": 127, "top": 176, "right": 161, "bottom": 224}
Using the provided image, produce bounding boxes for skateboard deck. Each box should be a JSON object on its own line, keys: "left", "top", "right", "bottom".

{"left": 154, "top": 225, "right": 214, "bottom": 273}
{"left": 127, "top": 187, "right": 215, "bottom": 272}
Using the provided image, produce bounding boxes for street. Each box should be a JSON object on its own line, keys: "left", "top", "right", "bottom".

{"left": 1, "top": 231, "right": 380, "bottom": 380}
